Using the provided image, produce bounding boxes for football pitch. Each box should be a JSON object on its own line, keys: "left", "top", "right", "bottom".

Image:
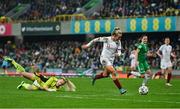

{"left": 0, "top": 76, "right": 180, "bottom": 108}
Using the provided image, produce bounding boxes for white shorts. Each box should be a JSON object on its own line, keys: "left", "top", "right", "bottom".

{"left": 160, "top": 61, "right": 172, "bottom": 69}
{"left": 131, "top": 61, "right": 136, "bottom": 68}
{"left": 100, "top": 57, "right": 113, "bottom": 66}
{"left": 32, "top": 80, "right": 41, "bottom": 88}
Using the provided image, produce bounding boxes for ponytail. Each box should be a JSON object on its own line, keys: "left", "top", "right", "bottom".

{"left": 111, "top": 27, "right": 121, "bottom": 36}
{"left": 64, "top": 79, "right": 76, "bottom": 92}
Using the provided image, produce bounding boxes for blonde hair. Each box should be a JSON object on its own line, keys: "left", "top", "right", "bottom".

{"left": 63, "top": 79, "right": 76, "bottom": 92}
{"left": 111, "top": 27, "right": 122, "bottom": 36}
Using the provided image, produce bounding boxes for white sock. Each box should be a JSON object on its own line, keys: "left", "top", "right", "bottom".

{"left": 142, "top": 74, "right": 150, "bottom": 86}
{"left": 131, "top": 71, "right": 141, "bottom": 77}
{"left": 82, "top": 69, "right": 92, "bottom": 75}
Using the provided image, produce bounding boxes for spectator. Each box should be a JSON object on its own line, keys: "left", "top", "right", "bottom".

{"left": 1, "top": 0, "right": 179, "bottom": 21}
{"left": 0, "top": 36, "right": 176, "bottom": 70}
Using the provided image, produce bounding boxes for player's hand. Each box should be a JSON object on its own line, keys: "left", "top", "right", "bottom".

{"left": 81, "top": 45, "right": 89, "bottom": 49}
{"left": 159, "top": 55, "right": 163, "bottom": 59}
{"left": 173, "top": 55, "right": 176, "bottom": 59}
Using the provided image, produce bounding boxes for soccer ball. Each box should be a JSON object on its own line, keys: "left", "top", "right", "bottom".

{"left": 138, "top": 85, "right": 149, "bottom": 95}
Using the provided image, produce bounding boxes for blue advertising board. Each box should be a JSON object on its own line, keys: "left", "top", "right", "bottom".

{"left": 71, "top": 20, "right": 115, "bottom": 34}
{"left": 126, "top": 16, "right": 176, "bottom": 32}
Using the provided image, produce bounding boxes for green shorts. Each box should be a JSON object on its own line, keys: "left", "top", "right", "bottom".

{"left": 137, "top": 61, "right": 150, "bottom": 74}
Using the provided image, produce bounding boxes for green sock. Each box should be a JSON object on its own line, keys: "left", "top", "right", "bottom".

{"left": 22, "top": 83, "right": 38, "bottom": 90}
{"left": 22, "top": 83, "right": 31, "bottom": 90}
{"left": 12, "top": 61, "right": 25, "bottom": 72}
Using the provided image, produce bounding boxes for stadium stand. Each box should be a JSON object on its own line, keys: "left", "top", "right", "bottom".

{"left": 0, "top": 35, "right": 179, "bottom": 71}
{"left": 95, "top": 0, "right": 180, "bottom": 19}
{"left": 0, "top": 0, "right": 179, "bottom": 21}
{"left": 0, "top": 0, "right": 179, "bottom": 73}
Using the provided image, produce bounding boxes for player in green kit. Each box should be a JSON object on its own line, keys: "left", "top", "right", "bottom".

{"left": 135, "top": 35, "right": 153, "bottom": 86}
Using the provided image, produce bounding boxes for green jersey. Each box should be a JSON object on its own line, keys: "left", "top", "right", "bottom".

{"left": 136, "top": 43, "right": 150, "bottom": 73}
{"left": 137, "top": 43, "right": 148, "bottom": 62}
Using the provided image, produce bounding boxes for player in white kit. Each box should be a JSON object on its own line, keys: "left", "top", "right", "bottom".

{"left": 127, "top": 50, "right": 141, "bottom": 78}
{"left": 156, "top": 37, "right": 176, "bottom": 86}
{"left": 82, "top": 27, "right": 126, "bottom": 94}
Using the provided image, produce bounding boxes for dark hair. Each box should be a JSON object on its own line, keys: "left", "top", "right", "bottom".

{"left": 164, "top": 37, "right": 170, "bottom": 41}
{"left": 138, "top": 34, "right": 148, "bottom": 43}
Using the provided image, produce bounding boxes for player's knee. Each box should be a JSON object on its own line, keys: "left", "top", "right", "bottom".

{"left": 29, "top": 85, "right": 38, "bottom": 90}
{"left": 145, "top": 73, "right": 151, "bottom": 79}
{"left": 103, "top": 72, "right": 109, "bottom": 77}
{"left": 111, "top": 72, "right": 118, "bottom": 80}
{"left": 146, "top": 70, "right": 152, "bottom": 76}
{"left": 167, "top": 68, "right": 172, "bottom": 73}
{"left": 2, "top": 66, "right": 7, "bottom": 69}
{"left": 108, "top": 68, "right": 115, "bottom": 74}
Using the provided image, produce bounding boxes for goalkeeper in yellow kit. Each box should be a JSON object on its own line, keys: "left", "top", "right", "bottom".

{"left": 0, "top": 53, "right": 76, "bottom": 92}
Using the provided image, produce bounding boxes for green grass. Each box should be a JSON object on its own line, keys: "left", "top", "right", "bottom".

{"left": 0, "top": 76, "right": 180, "bottom": 108}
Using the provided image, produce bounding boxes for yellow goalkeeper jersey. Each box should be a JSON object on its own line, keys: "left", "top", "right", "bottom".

{"left": 36, "top": 76, "right": 58, "bottom": 90}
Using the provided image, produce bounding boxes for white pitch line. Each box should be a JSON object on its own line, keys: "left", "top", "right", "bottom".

{"left": 56, "top": 94, "right": 180, "bottom": 104}
{"left": 57, "top": 92, "right": 180, "bottom": 98}
{"left": 153, "top": 92, "right": 180, "bottom": 95}
{"left": 70, "top": 92, "right": 180, "bottom": 96}
{"left": 105, "top": 98, "right": 180, "bottom": 104}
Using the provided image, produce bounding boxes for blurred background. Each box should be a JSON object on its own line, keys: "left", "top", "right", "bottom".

{"left": 0, "top": 0, "right": 179, "bottom": 77}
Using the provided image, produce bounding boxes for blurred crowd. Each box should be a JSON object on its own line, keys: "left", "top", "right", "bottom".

{"left": 92, "top": 0, "right": 180, "bottom": 19}
{"left": 1, "top": 37, "right": 179, "bottom": 71}
{"left": 0, "top": 0, "right": 179, "bottom": 22}
{"left": 19, "top": 0, "right": 89, "bottom": 21}
{"left": 0, "top": 0, "right": 89, "bottom": 21}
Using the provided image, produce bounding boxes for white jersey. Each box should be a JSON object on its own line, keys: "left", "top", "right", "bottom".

{"left": 130, "top": 53, "right": 136, "bottom": 68}
{"left": 159, "top": 44, "right": 172, "bottom": 69}
{"left": 101, "top": 37, "right": 121, "bottom": 59}
{"left": 87, "top": 36, "right": 121, "bottom": 66}
{"left": 159, "top": 44, "right": 172, "bottom": 62}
